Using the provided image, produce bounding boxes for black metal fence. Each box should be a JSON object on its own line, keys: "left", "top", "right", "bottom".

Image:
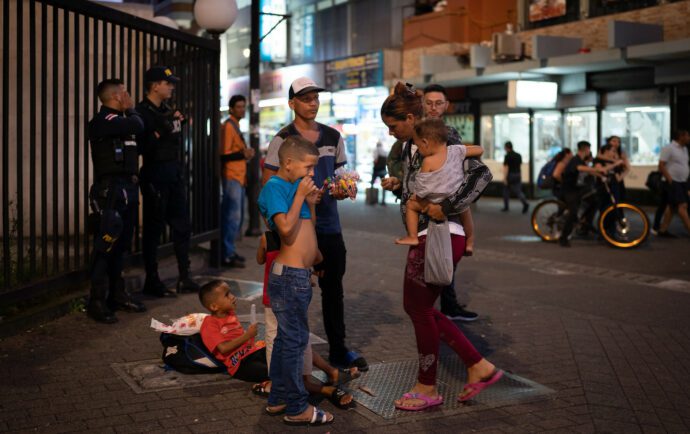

{"left": 0, "top": 0, "right": 221, "bottom": 303}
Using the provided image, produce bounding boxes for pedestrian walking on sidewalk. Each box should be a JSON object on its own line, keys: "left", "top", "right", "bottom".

{"left": 656, "top": 129, "right": 690, "bottom": 237}
{"left": 501, "top": 141, "right": 529, "bottom": 214}
{"left": 381, "top": 83, "right": 503, "bottom": 410}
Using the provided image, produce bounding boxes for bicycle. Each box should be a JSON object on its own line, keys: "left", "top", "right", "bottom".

{"left": 531, "top": 179, "right": 650, "bottom": 248}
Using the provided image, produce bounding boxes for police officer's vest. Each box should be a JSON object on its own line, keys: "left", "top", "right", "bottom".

{"left": 141, "top": 100, "right": 182, "bottom": 163}
{"left": 91, "top": 135, "right": 138, "bottom": 180}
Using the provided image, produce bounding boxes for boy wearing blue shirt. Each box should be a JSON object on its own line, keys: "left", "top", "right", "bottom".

{"left": 258, "top": 136, "right": 334, "bottom": 426}
{"left": 262, "top": 77, "right": 368, "bottom": 372}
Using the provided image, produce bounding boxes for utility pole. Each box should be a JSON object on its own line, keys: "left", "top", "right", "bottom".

{"left": 245, "top": 0, "right": 262, "bottom": 236}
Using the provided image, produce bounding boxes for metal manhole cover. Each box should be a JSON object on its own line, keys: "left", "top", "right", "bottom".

{"left": 313, "top": 356, "right": 554, "bottom": 419}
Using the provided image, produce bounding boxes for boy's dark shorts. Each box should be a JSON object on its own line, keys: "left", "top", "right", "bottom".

{"left": 667, "top": 181, "right": 689, "bottom": 207}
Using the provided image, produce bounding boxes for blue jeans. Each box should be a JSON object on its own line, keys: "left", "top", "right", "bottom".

{"left": 221, "top": 179, "right": 244, "bottom": 260}
{"left": 266, "top": 262, "right": 312, "bottom": 416}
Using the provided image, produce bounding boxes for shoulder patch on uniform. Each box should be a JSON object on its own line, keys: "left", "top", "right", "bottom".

{"left": 105, "top": 113, "right": 118, "bottom": 121}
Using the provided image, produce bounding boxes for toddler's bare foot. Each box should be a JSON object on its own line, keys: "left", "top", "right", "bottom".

{"left": 395, "top": 236, "right": 419, "bottom": 246}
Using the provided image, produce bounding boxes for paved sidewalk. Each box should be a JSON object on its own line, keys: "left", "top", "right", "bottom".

{"left": 1, "top": 198, "right": 689, "bottom": 433}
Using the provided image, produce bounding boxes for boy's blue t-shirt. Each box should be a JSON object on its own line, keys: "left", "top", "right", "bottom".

{"left": 258, "top": 176, "right": 312, "bottom": 232}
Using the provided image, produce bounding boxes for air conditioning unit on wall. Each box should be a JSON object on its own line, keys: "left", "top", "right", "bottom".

{"left": 492, "top": 32, "right": 523, "bottom": 62}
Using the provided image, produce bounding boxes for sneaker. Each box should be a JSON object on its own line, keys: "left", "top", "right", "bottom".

{"left": 330, "top": 350, "right": 369, "bottom": 372}
{"left": 232, "top": 253, "right": 246, "bottom": 263}
{"left": 500, "top": 208, "right": 509, "bottom": 212}
{"left": 522, "top": 203, "right": 530, "bottom": 214}
{"left": 650, "top": 228, "right": 659, "bottom": 236}
{"left": 444, "top": 305, "right": 479, "bottom": 322}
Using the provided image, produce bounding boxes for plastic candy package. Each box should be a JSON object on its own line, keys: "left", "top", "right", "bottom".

{"left": 323, "top": 168, "right": 360, "bottom": 201}
{"left": 150, "top": 313, "right": 209, "bottom": 336}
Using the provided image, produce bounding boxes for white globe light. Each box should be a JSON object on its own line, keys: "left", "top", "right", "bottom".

{"left": 194, "top": 0, "right": 238, "bottom": 33}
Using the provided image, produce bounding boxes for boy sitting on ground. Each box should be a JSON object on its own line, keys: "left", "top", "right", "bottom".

{"left": 257, "top": 135, "right": 334, "bottom": 426}
{"left": 199, "top": 280, "right": 268, "bottom": 382}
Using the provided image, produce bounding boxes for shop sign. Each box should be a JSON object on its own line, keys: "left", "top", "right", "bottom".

{"left": 259, "top": 63, "right": 325, "bottom": 100}
{"left": 325, "top": 52, "right": 383, "bottom": 92}
{"left": 529, "top": 0, "right": 567, "bottom": 22}
{"left": 260, "top": 0, "right": 287, "bottom": 63}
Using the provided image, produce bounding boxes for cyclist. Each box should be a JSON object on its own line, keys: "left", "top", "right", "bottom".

{"left": 559, "top": 141, "right": 607, "bottom": 247}
{"left": 551, "top": 148, "right": 572, "bottom": 201}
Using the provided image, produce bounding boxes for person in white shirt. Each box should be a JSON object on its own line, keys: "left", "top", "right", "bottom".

{"left": 657, "top": 129, "right": 690, "bottom": 236}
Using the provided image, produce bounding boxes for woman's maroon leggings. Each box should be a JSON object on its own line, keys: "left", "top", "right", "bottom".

{"left": 403, "top": 234, "right": 483, "bottom": 385}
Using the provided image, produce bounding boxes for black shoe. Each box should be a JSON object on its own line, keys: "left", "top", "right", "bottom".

{"left": 142, "top": 275, "right": 177, "bottom": 298}
{"left": 443, "top": 305, "right": 479, "bottom": 322}
{"left": 177, "top": 277, "right": 200, "bottom": 294}
{"left": 222, "top": 258, "right": 246, "bottom": 269}
{"left": 657, "top": 231, "right": 678, "bottom": 238}
{"left": 232, "top": 253, "right": 246, "bottom": 263}
{"left": 559, "top": 239, "right": 571, "bottom": 247}
{"left": 87, "top": 301, "right": 118, "bottom": 324}
{"left": 109, "top": 299, "right": 147, "bottom": 313}
{"left": 330, "top": 351, "right": 369, "bottom": 372}
{"left": 522, "top": 203, "right": 530, "bottom": 214}
{"left": 501, "top": 208, "right": 509, "bottom": 212}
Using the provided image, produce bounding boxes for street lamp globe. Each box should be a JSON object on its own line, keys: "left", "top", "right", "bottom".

{"left": 193, "top": 0, "right": 238, "bottom": 34}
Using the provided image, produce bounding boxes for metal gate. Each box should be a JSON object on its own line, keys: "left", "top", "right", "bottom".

{"left": 0, "top": 0, "right": 220, "bottom": 303}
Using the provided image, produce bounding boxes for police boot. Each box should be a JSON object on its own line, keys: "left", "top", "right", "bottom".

{"left": 142, "top": 273, "right": 177, "bottom": 298}
{"left": 108, "top": 277, "right": 147, "bottom": 313}
{"left": 177, "top": 270, "right": 200, "bottom": 294}
{"left": 87, "top": 297, "right": 118, "bottom": 324}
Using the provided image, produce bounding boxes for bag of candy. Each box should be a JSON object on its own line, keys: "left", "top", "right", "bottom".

{"left": 323, "top": 168, "right": 360, "bottom": 201}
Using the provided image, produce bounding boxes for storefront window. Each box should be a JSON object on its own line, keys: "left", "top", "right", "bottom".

{"left": 445, "top": 114, "right": 475, "bottom": 146}
{"left": 565, "top": 109, "right": 597, "bottom": 150}
{"left": 602, "top": 106, "right": 670, "bottom": 165}
{"left": 532, "top": 111, "right": 563, "bottom": 182}
{"left": 493, "top": 113, "right": 530, "bottom": 163}
{"left": 480, "top": 115, "right": 494, "bottom": 159}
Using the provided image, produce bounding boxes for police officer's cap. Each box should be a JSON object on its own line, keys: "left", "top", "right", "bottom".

{"left": 144, "top": 66, "right": 180, "bottom": 84}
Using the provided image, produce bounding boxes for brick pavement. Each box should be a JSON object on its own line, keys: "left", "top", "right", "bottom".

{"left": 0, "top": 198, "right": 689, "bottom": 433}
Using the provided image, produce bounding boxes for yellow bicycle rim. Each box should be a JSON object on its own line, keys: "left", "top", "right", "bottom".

{"left": 599, "top": 203, "right": 649, "bottom": 248}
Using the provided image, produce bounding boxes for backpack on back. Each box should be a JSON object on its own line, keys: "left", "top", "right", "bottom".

{"left": 537, "top": 158, "right": 558, "bottom": 189}
{"left": 160, "top": 332, "right": 226, "bottom": 375}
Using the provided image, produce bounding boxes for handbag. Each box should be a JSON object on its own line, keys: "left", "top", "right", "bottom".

{"left": 424, "top": 220, "right": 454, "bottom": 286}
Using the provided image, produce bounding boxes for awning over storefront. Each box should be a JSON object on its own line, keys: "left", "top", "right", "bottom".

{"left": 399, "top": 37, "right": 690, "bottom": 88}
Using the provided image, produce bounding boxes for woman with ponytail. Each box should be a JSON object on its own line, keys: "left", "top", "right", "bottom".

{"left": 380, "top": 83, "right": 503, "bottom": 410}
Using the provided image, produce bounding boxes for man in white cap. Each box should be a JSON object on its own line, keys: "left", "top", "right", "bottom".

{"left": 262, "top": 77, "right": 368, "bottom": 373}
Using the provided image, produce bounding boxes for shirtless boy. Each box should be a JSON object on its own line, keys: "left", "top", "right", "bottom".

{"left": 257, "top": 135, "right": 334, "bottom": 426}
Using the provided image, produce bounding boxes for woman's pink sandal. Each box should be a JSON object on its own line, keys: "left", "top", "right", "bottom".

{"left": 458, "top": 369, "right": 504, "bottom": 402}
{"left": 394, "top": 392, "right": 444, "bottom": 411}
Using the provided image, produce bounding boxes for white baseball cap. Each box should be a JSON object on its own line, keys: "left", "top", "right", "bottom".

{"left": 288, "top": 77, "right": 325, "bottom": 99}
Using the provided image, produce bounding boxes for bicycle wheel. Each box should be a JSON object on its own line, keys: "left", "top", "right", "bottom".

{"left": 599, "top": 203, "right": 650, "bottom": 248}
{"left": 531, "top": 199, "right": 566, "bottom": 242}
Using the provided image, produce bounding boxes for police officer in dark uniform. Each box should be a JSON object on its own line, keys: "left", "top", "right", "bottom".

{"left": 137, "top": 66, "right": 199, "bottom": 296}
{"left": 87, "top": 79, "right": 147, "bottom": 323}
